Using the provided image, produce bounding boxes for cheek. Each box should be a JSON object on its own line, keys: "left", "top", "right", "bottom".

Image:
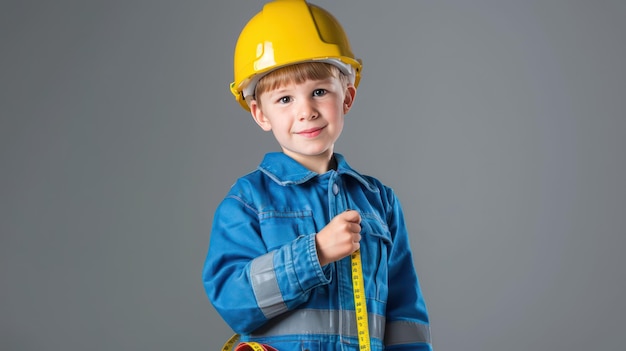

{"left": 336, "top": 118, "right": 345, "bottom": 132}
{"left": 269, "top": 118, "right": 292, "bottom": 135}
{"left": 328, "top": 105, "right": 346, "bottom": 125}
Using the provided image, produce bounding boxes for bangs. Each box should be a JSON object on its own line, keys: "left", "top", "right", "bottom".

{"left": 254, "top": 62, "right": 347, "bottom": 98}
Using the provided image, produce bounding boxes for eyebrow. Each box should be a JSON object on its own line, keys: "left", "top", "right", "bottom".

{"left": 267, "top": 78, "right": 337, "bottom": 95}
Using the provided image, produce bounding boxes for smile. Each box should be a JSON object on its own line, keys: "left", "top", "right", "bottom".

{"left": 296, "top": 126, "right": 325, "bottom": 138}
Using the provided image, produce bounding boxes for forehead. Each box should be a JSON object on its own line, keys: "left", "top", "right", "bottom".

{"left": 255, "top": 62, "right": 343, "bottom": 94}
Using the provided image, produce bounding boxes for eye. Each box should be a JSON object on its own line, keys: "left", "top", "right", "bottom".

{"left": 312, "top": 89, "right": 327, "bottom": 97}
{"left": 277, "top": 96, "right": 292, "bottom": 104}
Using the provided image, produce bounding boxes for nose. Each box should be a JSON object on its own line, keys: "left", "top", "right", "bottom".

{"left": 297, "top": 99, "right": 318, "bottom": 121}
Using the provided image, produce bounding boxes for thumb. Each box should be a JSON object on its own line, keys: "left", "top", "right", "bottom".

{"left": 342, "top": 209, "right": 361, "bottom": 223}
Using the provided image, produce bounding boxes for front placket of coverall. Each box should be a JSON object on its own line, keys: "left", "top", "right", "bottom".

{"left": 326, "top": 171, "right": 353, "bottom": 346}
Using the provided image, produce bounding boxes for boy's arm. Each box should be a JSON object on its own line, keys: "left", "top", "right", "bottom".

{"left": 202, "top": 195, "right": 330, "bottom": 334}
{"left": 384, "top": 191, "right": 433, "bottom": 351}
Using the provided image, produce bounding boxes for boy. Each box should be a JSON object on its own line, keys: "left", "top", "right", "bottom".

{"left": 203, "top": 1, "right": 432, "bottom": 350}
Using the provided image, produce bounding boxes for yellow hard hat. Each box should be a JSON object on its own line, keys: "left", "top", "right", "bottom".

{"left": 230, "top": 0, "right": 363, "bottom": 111}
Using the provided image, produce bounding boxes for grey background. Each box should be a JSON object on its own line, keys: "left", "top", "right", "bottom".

{"left": 2, "top": 0, "right": 625, "bottom": 350}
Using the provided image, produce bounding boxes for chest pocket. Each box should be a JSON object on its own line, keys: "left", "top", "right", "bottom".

{"left": 259, "top": 210, "right": 316, "bottom": 251}
{"left": 359, "top": 214, "right": 392, "bottom": 301}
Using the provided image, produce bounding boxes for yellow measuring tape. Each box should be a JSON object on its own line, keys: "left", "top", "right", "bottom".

{"left": 221, "top": 334, "right": 267, "bottom": 351}
{"left": 221, "top": 250, "right": 370, "bottom": 351}
{"left": 351, "top": 249, "right": 371, "bottom": 351}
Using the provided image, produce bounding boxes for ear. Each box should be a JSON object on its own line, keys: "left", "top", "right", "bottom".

{"left": 343, "top": 84, "right": 357, "bottom": 114}
{"left": 249, "top": 99, "right": 272, "bottom": 131}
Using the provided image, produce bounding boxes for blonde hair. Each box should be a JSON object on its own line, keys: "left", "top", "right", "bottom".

{"left": 246, "top": 62, "right": 349, "bottom": 106}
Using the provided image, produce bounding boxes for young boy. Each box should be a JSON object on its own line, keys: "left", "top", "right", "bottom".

{"left": 203, "top": 1, "right": 432, "bottom": 350}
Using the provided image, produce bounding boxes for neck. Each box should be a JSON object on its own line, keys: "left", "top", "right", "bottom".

{"left": 285, "top": 151, "right": 335, "bottom": 174}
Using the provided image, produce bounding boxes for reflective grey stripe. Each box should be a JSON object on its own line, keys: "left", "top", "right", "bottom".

{"left": 251, "top": 309, "right": 386, "bottom": 341}
{"left": 384, "top": 320, "right": 431, "bottom": 345}
{"left": 250, "top": 252, "right": 287, "bottom": 318}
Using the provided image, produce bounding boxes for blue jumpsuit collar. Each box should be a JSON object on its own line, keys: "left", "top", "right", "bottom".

{"left": 258, "top": 152, "right": 378, "bottom": 192}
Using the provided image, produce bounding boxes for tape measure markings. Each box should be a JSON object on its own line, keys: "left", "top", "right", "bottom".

{"left": 351, "top": 249, "right": 371, "bottom": 351}
{"left": 222, "top": 250, "right": 371, "bottom": 351}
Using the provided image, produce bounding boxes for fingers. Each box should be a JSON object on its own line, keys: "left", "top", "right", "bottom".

{"left": 341, "top": 211, "right": 361, "bottom": 239}
{"left": 316, "top": 210, "right": 363, "bottom": 266}
{"left": 345, "top": 221, "right": 360, "bottom": 233}
{"left": 341, "top": 209, "right": 361, "bottom": 224}
{"left": 352, "top": 232, "right": 361, "bottom": 252}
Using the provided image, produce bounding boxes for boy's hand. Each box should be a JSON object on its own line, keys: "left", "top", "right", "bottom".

{"left": 315, "top": 210, "right": 362, "bottom": 266}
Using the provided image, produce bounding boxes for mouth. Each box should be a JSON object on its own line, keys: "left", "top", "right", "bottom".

{"left": 296, "top": 126, "right": 325, "bottom": 138}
